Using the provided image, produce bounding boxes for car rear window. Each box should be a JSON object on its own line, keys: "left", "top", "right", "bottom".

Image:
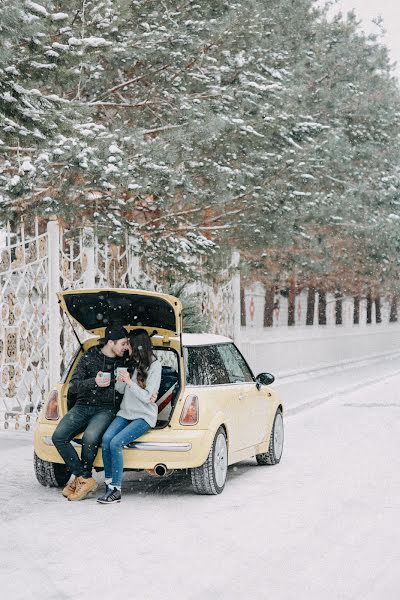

{"left": 185, "top": 346, "right": 230, "bottom": 386}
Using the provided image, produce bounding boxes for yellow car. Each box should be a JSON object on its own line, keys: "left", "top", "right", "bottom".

{"left": 34, "top": 288, "right": 283, "bottom": 495}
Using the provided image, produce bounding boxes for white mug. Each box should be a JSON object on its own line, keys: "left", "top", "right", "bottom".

{"left": 115, "top": 367, "right": 128, "bottom": 381}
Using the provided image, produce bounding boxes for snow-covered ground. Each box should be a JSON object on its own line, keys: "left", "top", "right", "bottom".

{"left": 2, "top": 359, "right": 400, "bottom": 600}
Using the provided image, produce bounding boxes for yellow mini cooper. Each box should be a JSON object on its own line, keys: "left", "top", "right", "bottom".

{"left": 34, "top": 288, "right": 283, "bottom": 495}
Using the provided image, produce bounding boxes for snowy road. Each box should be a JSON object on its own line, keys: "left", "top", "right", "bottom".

{"left": 2, "top": 361, "right": 400, "bottom": 600}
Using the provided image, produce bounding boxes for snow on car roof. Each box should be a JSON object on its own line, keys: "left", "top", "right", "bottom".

{"left": 181, "top": 333, "right": 233, "bottom": 346}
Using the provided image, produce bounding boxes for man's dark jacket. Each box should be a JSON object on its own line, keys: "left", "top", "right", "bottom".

{"left": 68, "top": 346, "right": 129, "bottom": 410}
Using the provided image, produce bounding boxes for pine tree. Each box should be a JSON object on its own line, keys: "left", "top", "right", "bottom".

{"left": 1, "top": 0, "right": 400, "bottom": 295}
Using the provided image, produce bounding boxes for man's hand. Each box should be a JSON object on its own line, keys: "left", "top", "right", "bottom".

{"left": 150, "top": 393, "right": 157, "bottom": 404}
{"left": 95, "top": 372, "right": 111, "bottom": 387}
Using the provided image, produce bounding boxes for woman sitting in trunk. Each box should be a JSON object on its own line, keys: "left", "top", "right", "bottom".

{"left": 97, "top": 329, "right": 161, "bottom": 504}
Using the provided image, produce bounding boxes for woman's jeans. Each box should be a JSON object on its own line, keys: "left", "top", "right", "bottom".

{"left": 52, "top": 405, "right": 116, "bottom": 478}
{"left": 102, "top": 417, "right": 151, "bottom": 487}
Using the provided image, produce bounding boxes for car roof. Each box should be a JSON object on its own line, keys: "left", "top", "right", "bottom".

{"left": 181, "top": 333, "right": 233, "bottom": 346}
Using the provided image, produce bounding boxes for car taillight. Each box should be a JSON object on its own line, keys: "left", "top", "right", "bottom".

{"left": 180, "top": 395, "right": 199, "bottom": 426}
{"left": 45, "top": 390, "right": 59, "bottom": 420}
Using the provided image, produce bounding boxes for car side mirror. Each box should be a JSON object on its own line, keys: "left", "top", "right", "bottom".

{"left": 256, "top": 372, "right": 275, "bottom": 389}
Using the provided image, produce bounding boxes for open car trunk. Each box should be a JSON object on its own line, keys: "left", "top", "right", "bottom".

{"left": 58, "top": 288, "right": 182, "bottom": 338}
{"left": 59, "top": 289, "right": 183, "bottom": 429}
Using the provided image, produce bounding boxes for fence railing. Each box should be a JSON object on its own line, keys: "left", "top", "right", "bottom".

{"left": 1, "top": 218, "right": 397, "bottom": 431}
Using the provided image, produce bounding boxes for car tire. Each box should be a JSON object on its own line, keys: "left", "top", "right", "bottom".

{"left": 256, "top": 409, "right": 284, "bottom": 466}
{"left": 34, "top": 452, "right": 71, "bottom": 487}
{"left": 190, "top": 426, "right": 228, "bottom": 495}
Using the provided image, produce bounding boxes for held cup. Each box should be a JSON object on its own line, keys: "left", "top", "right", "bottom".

{"left": 98, "top": 372, "right": 111, "bottom": 385}
{"left": 115, "top": 367, "right": 128, "bottom": 381}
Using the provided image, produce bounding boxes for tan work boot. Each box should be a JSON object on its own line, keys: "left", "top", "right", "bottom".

{"left": 68, "top": 476, "right": 98, "bottom": 501}
{"left": 62, "top": 476, "right": 79, "bottom": 498}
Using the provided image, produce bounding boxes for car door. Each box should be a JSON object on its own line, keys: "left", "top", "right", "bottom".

{"left": 185, "top": 345, "right": 244, "bottom": 455}
{"left": 216, "top": 343, "right": 268, "bottom": 449}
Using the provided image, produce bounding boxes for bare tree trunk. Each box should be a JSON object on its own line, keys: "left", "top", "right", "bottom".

{"left": 335, "top": 290, "right": 342, "bottom": 325}
{"left": 264, "top": 284, "right": 274, "bottom": 327}
{"left": 390, "top": 294, "right": 398, "bottom": 323}
{"left": 306, "top": 286, "right": 316, "bottom": 325}
{"left": 375, "top": 295, "right": 382, "bottom": 323}
{"left": 353, "top": 296, "right": 360, "bottom": 324}
{"left": 240, "top": 287, "right": 246, "bottom": 327}
{"left": 318, "top": 290, "right": 326, "bottom": 325}
{"left": 366, "top": 291, "right": 372, "bottom": 324}
{"left": 288, "top": 276, "right": 296, "bottom": 326}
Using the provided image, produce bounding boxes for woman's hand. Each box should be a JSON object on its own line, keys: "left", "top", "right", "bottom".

{"left": 118, "top": 370, "right": 132, "bottom": 385}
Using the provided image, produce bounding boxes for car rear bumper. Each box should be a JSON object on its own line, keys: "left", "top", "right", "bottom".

{"left": 42, "top": 436, "right": 193, "bottom": 453}
{"left": 34, "top": 422, "right": 213, "bottom": 469}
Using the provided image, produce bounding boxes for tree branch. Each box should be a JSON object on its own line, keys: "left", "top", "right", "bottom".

{"left": 205, "top": 208, "right": 244, "bottom": 223}
{"left": 84, "top": 100, "right": 160, "bottom": 108}
{"left": 1, "top": 147, "right": 37, "bottom": 152}
{"left": 139, "top": 205, "right": 212, "bottom": 227}
{"left": 91, "top": 63, "right": 171, "bottom": 103}
{"left": 143, "top": 124, "right": 181, "bottom": 135}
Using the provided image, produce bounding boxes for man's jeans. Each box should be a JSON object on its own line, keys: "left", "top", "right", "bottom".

{"left": 52, "top": 404, "right": 116, "bottom": 478}
{"left": 102, "top": 417, "right": 151, "bottom": 487}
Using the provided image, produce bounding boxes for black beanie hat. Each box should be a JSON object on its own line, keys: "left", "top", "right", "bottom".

{"left": 99, "top": 324, "right": 128, "bottom": 344}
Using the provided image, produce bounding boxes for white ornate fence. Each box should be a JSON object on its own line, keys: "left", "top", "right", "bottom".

{"left": 0, "top": 220, "right": 49, "bottom": 429}
{"left": 1, "top": 218, "right": 399, "bottom": 431}
{"left": 0, "top": 219, "right": 239, "bottom": 429}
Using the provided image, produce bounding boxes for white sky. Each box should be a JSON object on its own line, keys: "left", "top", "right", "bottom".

{"left": 326, "top": 0, "right": 400, "bottom": 78}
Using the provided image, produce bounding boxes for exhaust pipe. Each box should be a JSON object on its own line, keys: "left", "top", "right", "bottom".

{"left": 145, "top": 464, "right": 174, "bottom": 478}
{"left": 155, "top": 464, "right": 167, "bottom": 477}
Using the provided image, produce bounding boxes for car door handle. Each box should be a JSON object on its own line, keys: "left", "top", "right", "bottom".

{"left": 239, "top": 394, "right": 245, "bottom": 401}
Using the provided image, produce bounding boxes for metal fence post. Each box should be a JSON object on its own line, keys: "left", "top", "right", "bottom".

{"left": 47, "top": 218, "right": 62, "bottom": 389}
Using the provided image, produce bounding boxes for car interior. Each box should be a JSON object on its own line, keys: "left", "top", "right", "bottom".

{"left": 65, "top": 345, "right": 180, "bottom": 430}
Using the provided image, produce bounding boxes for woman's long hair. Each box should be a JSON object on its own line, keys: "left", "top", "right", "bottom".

{"left": 128, "top": 329, "right": 156, "bottom": 389}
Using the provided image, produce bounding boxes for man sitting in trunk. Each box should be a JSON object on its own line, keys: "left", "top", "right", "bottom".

{"left": 52, "top": 325, "right": 129, "bottom": 501}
